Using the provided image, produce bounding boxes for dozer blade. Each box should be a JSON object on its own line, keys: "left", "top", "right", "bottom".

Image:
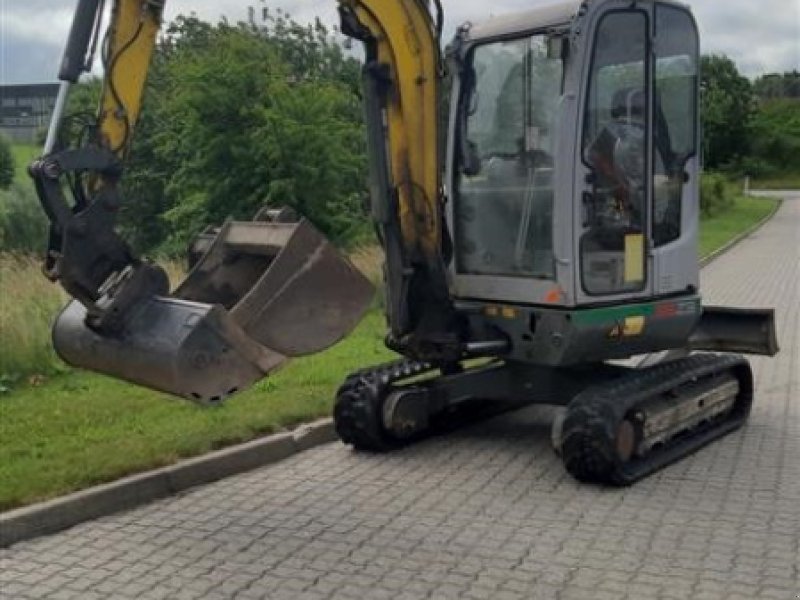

{"left": 689, "top": 306, "right": 779, "bottom": 356}
{"left": 53, "top": 218, "right": 374, "bottom": 403}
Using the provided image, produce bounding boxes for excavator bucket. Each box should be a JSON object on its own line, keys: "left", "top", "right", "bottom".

{"left": 52, "top": 217, "right": 374, "bottom": 404}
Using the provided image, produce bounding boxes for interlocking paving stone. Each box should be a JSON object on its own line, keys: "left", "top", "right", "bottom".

{"left": 1, "top": 193, "right": 798, "bottom": 600}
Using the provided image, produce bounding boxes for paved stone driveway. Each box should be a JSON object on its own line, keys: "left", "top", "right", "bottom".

{"left": 2, "top": 194, "right": 798, "bottom": 599}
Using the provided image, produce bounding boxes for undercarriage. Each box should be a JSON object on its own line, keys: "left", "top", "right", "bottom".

{"left": 334, "top": 352, "right": 754, "bottom": 485}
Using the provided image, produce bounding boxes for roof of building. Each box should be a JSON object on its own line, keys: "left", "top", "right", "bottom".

{"left": 1, "top": 83, "right": 60, "bottom": 98}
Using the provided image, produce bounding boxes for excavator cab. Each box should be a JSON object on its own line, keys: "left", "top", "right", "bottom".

{"left": 449, "top": 0, "right": 698, "bottom": 309}
{"left": 446, "top": 0, "right": 776, "bottom": 366}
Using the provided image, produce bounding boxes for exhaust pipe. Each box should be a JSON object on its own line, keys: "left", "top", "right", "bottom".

{"left": 53, "top": 217, "right": 374, "bottom": 404}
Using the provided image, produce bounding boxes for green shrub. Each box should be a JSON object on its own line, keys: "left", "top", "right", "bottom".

{"left": 700, "top": 172, "right": 735, "bottom": 217}
{"left": 0, "top": 254, "right": 68, "bottom": 386}
{"left": 0, "top": 183, "right": 48, "bottom": 253}
{"left": 0, "top": 135, "right": 14, "bottom": 190}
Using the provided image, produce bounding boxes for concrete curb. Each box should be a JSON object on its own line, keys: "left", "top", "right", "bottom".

{"left": 0, "top": 419, "right": 336, "bottom": 548}
{"left": 700, "top": 195, "right": 783, "bottom": 268}
{"left": 1, "top": 194, "right": 786, "bottom": 548}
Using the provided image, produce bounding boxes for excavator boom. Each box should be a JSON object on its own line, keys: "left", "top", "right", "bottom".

{"left": 339, "top": 0, "right": 456, "bottom": 357}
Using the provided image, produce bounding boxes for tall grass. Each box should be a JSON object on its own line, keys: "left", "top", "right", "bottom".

{"left": 1, "top": 144, "right": 49, "bottom": 254}
{"left": 0, "top": 248, "right": 382, "bottom": 387}
{"left": 0, "top": 183, "right": 49, "bottom": 253}
{"left": 0, "top": 254, "right": 189, "bottom": 385}
{"left": 11, "top": 144, "right": 38, "bottom": 181}
{"left": 0, "top": 254, "right": 68, "bottom": 384}
{"left": 349, "top": 245, "right": 383, "bottom": 283}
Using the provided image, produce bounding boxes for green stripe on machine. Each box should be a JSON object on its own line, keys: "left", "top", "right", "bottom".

{"left": 572, "top": 298, "right": 702, "bottom": 326}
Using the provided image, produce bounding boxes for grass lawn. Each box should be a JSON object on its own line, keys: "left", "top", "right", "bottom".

{"left": 699, "top": 195, "right": 779, "bottom": 258}
{"left": 0, "top": 193, "right": 782, "bottom": 511}
{"left": 11, "top": 144, "right": 38, "bottom": 182}
{"left": 0, "top": 312, "right": 395, "bottom": 511}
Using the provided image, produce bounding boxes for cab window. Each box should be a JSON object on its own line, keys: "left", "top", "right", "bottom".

{"left": 653, "top": 5, "right": 699, "bottom": 246}
{"left": 454, "top": 35, "right": 564, "bottom": 280}
{"left": 581, "top": 11, "right": 649, "bottom": 296}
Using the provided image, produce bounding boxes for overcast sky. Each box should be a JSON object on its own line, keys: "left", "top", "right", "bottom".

{"left": 1, "top": 0, "right": 798, "bottom": 84}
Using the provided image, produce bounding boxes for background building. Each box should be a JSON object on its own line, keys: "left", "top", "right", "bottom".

{"left": 0, "top": 83, "right": 60, "bottom": 143}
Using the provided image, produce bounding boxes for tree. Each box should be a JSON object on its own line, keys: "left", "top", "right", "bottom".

{"left": 700, "top": 55, "right": 754, "bottom": 169}
{"left": 748, "top": 98, "right": 800, "bottom": 176}
{"left": 754, "top": 71, "right": 800, "bottom": 100}
{"left": 0, "top": 135, "right": 14, "bottom": 190}
{"left": 143, "top": 15, "right": 368, "bottom": 253}
{"left": 253, "top": 6, "right": 361, "bottom": 95}
{"left": 51, "top": 10, "right": 369, "bottom": 256}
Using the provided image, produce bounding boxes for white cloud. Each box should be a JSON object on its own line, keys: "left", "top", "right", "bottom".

{"left": 692, "top": 0, "right": 800, "bottom": 75}
{"left": 1, "top": 9, "right": 76, "bottom": 47}
{"left": 1, "top": 0, "right": 798, "bottom": 84}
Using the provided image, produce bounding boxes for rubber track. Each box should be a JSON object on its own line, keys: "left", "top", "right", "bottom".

{"left": 560, "top": 353, "right": 753, "bottom": 486}
{"left": 334, "top": 358, "right": 432, "bottom": 452}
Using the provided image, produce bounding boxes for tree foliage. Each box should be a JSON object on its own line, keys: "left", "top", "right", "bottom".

{"left": 64, "top": 8, "right": 368, "bottom": 256}
{"left": 0, "top": 135, "right": 14, "bottom": 190}
{"left": 147, "top": 14, "right": 367, "bottom": 254}
{"left": 699, "top": 59, "right": 800, "bottom": 179}
{"left": 746, "top": 97, "right": 800, "bottom": 177}
{"left": 700, "top": 55, "right": 754, "bottom": 169}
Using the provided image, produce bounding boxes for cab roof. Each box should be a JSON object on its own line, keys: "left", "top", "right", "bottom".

{"left": 465, "top": 0, "right": 583, "bottom": 42}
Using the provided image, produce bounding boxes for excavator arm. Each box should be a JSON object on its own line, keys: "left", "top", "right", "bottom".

{"left": 339, "top": 0, "right": 458, "bottom": 358}
{"left": 32, "top": 0, "right": 167, "bottom": 332}
{"left": 30, "top": 0, "right": 456, "bottom": 402}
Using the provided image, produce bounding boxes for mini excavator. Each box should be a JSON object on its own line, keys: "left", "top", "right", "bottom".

{"left": 31, "top": 0, "right": 778, "bottom": 484}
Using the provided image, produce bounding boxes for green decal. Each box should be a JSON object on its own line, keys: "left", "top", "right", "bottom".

{"left": 573, "top": 298, "right": 701, "bottom": 326}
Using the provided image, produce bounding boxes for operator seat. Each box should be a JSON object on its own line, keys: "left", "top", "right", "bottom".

{"left": 584, "top": 87, "right": 646, "bottom": 250}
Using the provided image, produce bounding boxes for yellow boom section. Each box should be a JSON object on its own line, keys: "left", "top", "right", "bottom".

{"left": 98, "top": 0, "right": 162, "bottom": 156}
{"left": 341, "top": 0, "right": 442, "bottom": 259}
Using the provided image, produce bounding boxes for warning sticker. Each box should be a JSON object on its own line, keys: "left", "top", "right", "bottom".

{"left": 624, "top": 234, "right": 645, "bottom": 283}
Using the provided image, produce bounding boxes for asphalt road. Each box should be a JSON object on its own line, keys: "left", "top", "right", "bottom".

{"left": 1, "top": 192, "right": 798, "bottom": 600}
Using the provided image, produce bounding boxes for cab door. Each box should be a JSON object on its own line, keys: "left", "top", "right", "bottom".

{"left": 651, "top": 3, "right": 701, "bottom": 296}
{"left": 575, "top": 5, "right": 654, "bottom": 305}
